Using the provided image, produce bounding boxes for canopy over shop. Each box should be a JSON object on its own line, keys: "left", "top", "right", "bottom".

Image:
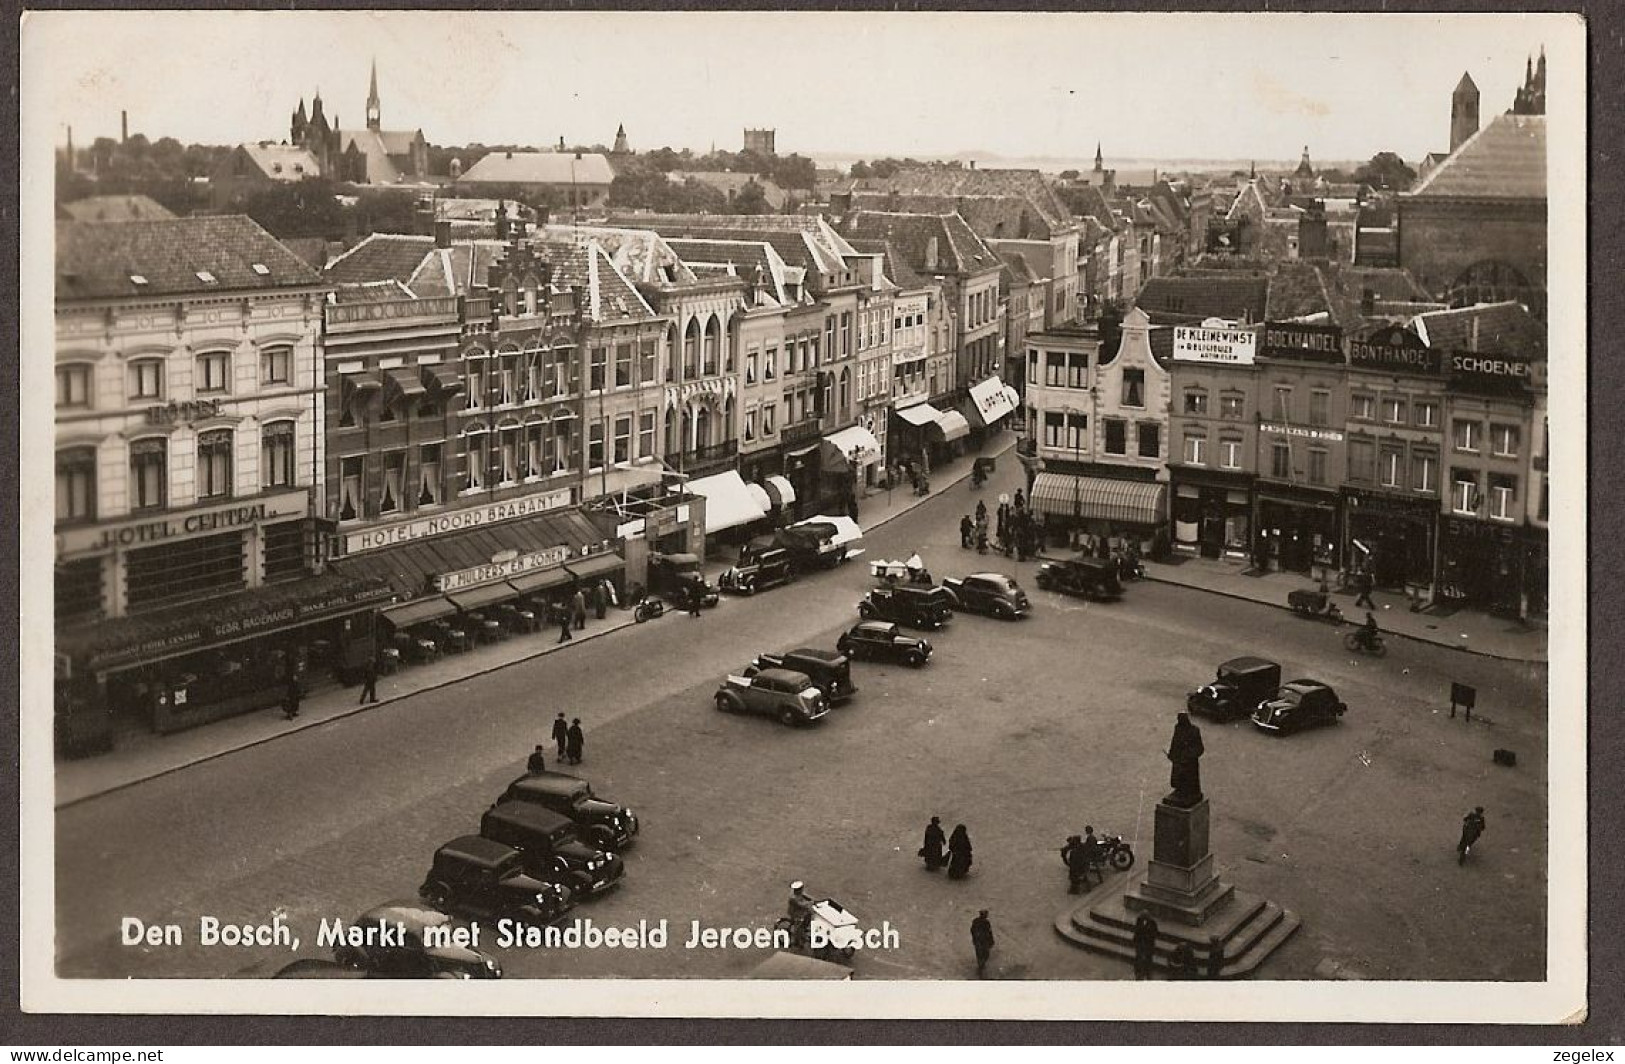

{"left": 687, "top": 470, "right": 770, "bottom": 536}
{"left": 1029, "top": 472, "right": 1169, "bottom": 552}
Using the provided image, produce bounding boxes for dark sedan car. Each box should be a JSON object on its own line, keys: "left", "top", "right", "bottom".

{"left": 501, "top": 771, "right": 639, "bottom": 850}
{"left": 941, "top": 573, "right": 1031, "bottom": 619}
{"left": 329, "top": 900, "right": 503, "bottom": 979}
{"left": 1187, "top": 657, "right": 1282, "bottom": 722}
{"left": 836, "top": 621, "right": 932, "bottom": 667}
{"left": 1252, "top": 679, "right": 1347, "bottom": 734}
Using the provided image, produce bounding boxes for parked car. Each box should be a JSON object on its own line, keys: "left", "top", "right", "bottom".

{"left": 479, "top": 802, "right": 625, "bottom": 897}
{"left": 1187, "top": 657, "right": 1282, "bottom": 722}
{"left": 1252, "top": 679, "right": 1347, "bottom": 734}
{"left": 330, "top": 899, "right": 504, "bottom": 979}
{"left": 778, "top": 515, "right": 864, "bottom": 570}
{"left": 745, "top": 648, "right": 858, "bottom": 705}
{"left": 418, "top": 838, "right": 575, "bottom": 928}
{"left": 836, "top": 621, "right": 933, "bottom": 667}
{"left": 719, "top": 540, "right": 797, "bottom": 595}
{"left": 941, "top": 572, "right": 1031, "bottom": 619}
{"left": 647, "top": 552, "right": 720, "bottom": 608}
{"left": 1034, "top": 556, "right": 1123, "bottom": 601}
{"left": 714, "top": 667, "right": 830, "bottom": 726}
{"left": 500, "top": 771, "right": 639, "bottom": 850}
{"left": 858, "top": 584, "right": 954, "bottom": 630}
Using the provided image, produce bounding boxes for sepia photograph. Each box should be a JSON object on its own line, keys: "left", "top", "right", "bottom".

{"left": 17, "top": 8, "right": 1587, "bottom": 1024}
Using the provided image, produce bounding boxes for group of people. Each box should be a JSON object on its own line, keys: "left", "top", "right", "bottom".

{"left": 1060, "top": 828, "right": 1109, "bottom": 893}
{"left": 1131, "top": 914, "right": 1225, "bottom": 980}
{"left": 918, "top": 816, "right": 974, "bottom": 879}
{"left": 553, "top": 583, "right": 612, "bottom": 644}
{"left": 959, "top": 492, "right": 1044, "bottom": 560}
{"left": 527, "top": 712, "right": 586, "bottom": 771}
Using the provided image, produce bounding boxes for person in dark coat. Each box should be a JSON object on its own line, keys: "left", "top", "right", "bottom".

{"left": 919, "top": 816, "right": 947, "bottom": 872}
{"left": 1169, "top": 941, "right": 1197, "bottom": 980}
{"left": 1132, "top": 914, "right": 1159, "bottom": 980}
{"left": 1014, "top": 488, "right": 1025, "bottom": 511}
{"left": 566, "top": 718, "right": 585, "bottom": 765}
{"left": 1081, "top": 826, "right": 1106, "bottom": 885}
{"left": 357, "top": 657, "right": 379, "bottom": 705}
{"left": 1458, "top": 806, "right": 1487, "bottom": 865}
{"left": 1061, "top": 835, "right": 1089, "bottom": 894}
{"left": 974, "top": 500, "right": 988, "bottom": 525}
{"left": 960, "top": 515, "right": 974, "bottom": 549}
{"left": 282, "top": 675, "right": 303, "bottom": 721}
{"left": 555, "top": 606, "right": 573, "bottom": 643}
{"left": 572, "top": 588, "right": 588, "bottom": 630}
{"left": 591, "top": 582, "right": 608, "bottom": 620}
{"left": 551, "top": 712, "right": 570, "bottom": 760}
{"left": 970, "top": 910, "right": 995, "bottom": 977}
{"left": 946, "top": 824, "right": 973, "bottom": 879}
{"left": 686, "top": 583, "right": 703, "bottom": 617}
{"left": 527, "top": 745, "right": 547, "bottom": 774}
{"left": 1354, "top": 567, "right": 1376, "bottom": 609}
{"left": 1206, "top": 935, "right": 1226, "bottom": 979}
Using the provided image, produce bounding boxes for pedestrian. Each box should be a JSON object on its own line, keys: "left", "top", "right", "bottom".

{"left": 1061, "top": 834, "right": 1089, "bottom": 894}
{"left": 527, "top": 744, "right": 548, "bottom": 774}
{"left": 572, "top": 587, "right": 588, "bottom": 631}
{"left": 357, "top": 656, "right": 379, "bottom": 705}
{"left": 1206, "top": 935, "right": 1225, "bottom": 979}
{"left": 1354, "top": 567, "right": 1376, "bottom": 609}
{"left": 555, "top": 604, "right": 573, "bottom": 644}
{"left": 282, "top": 674, "right": 303, "bottom": 721}
{"left": 947, "top": 823, "right": 973, "bottom": 880}
{"left": 686, "top": 583, "right": 702, "bottom": 618}
{"left": 960, "top": 515, "right": 974, "bottom": 549}
{"left": 566, "top": 717, "right": 585, "bottom": 765}
{"left": 1457, "top": 806, "right": 1487, "bottom": 865}
{"left": 919, "top": 816, "right": 947, "bottom": 872}
{"left": 1014, "top": 488, "right": 1025, "bottom": 511}
{"left": 1169, "top": 941, "right": 1197, "bottom": 980}
{"left": 970, "top": 909, "right": 995, "bottom": 977}
{"left": 551, "top": 712, "right": 570, "bottom": 760}
{"left": 975, "top": 499, "right": 988, "bottom": 525}
{"left": 1132, "top": 914, "right": 1159, "bottom": 980}
{"left": 995, "top": 504, "right": 1008, "bottom": 543}
{"left": 592, "top": 581, "right": 608, "bottom": 620}
{"left": 1081, "top": 825, "right": 1106, "bottom": 885}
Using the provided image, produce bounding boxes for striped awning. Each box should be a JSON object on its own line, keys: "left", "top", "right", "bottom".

{"left": 894, "top": 402, "right": 943, "bottom": 427}
{"left": 1029, "top": 473, "right": 1169, "bottom": 526}
{"left": 763, "top": 474, "right": 796, "bottom": 508}
{"left": 931, "top": 410, "right": 971, "bottom": 443}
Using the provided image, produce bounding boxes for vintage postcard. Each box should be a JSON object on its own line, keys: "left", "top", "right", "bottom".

{"left": 19, "top": 9, "right": 1587, "bottom": 1022}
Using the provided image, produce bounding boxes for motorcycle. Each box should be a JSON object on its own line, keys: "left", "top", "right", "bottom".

{"left": 633, "top": 596, "right": 666, "bottom": 623}
{"left": 1344, "top": 630, "right": 1387, "bottom": 657}
{"left": 773, "top": 885, "right": 863, "bottom": 963}
{"left": 1097, "top": 833, "right": 1136, "bottom": 871}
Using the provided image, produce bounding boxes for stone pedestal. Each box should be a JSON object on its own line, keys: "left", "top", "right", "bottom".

{"left": 1124, "top": 797, "right": 1235, "bottom": 926}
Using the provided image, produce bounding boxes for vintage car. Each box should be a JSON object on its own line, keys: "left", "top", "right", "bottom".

{"left": 836, "top": 621, "right": 933, "bottom": 667}
{"left": 745, "top": 648, "right": 858, "bottom": 705}
{"left": 718, "top": 540, "right": 798, "bottom": 595}
{"left": 1034, "top": 556, "right": 1124, "bottom": 601}
{"left": 941, "top": 572, "right": 1032, "bottom": 619}
{"left": 1187, "top": 657, "right": 1282, "bottom": 722}
{"left": 647, "top": 552, "right": 720, "bottom": 608}
{"left": 500, "top": 772, "right": 640, "bottom": 851}
{"left": 1252, "top": 679, "right": 1348, "bottom": 734}
{"left": 715, "top": 667, "right": 830, "bottom": 726}
{"left": 858, "top": 584, "right": 955, "bottom": 630}
{"left": 419, "top": 838, "right": 575, "bottom": 928}
{"left": 778, "top": 515, "right": 865, "bottom": 570}
{"left": 479, "top": 802, "right": 626, "bottom": 897}
{"left": 328, "top": 900, "right": 504, "bottom": 979}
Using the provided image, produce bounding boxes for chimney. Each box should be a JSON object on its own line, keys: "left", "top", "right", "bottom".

{"left": 120, "top": 110, "right": 128, "bottom": 144}
{"left": 1360, "top": 288, "right": 1376, "bottom": 315}
{"left": 925, "top": 235, "right": 939, "bottom": 272}
{"left": 434, "top": 220, "right": 452, "bottom": 249}
{"left": 559, "top": 136, "right": 566, "bottom": 152}
{"left": 534, "top": 204, "right": 551, "bottom": 227}
{"left": 496, "top": 208, "right": 509, "bottom": 241}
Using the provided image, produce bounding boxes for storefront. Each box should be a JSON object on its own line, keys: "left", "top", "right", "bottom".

{"left": 1437, "top": 515, "right": 1525, "bottom": 617}
{"left": 1171, "top": 470, "right": 1253, "bottom": 559}
{"left": 820, "top": 424, "right": 882, "bottom": 514}
{"left": 1343, "top": 487, "right": 1437, "bottom": 591}
{"left": 1254, "top": 486, "right": 1341, "bottom": 574}
{"left": 928, "top": 409, "right": 971, "bottom": 465}
{"left": 1029, "top": 472, "right": 1168, "bottom": 552}
{"left": 687, "top": 469, "right": 770, "bottom": 542}
{"left": 784, "top": 443, "right": 823, "bottom": 521}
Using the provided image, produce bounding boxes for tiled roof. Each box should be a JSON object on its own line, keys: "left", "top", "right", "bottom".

{"left": 602, "top": 213, "right": 857, "bottom": 276}
{"left": 875, "top": 167, "right": 1071, "bottom": 230}
{"left": 844, "top": 237, "right": 929, "bottom": 291}
{"left": 459, "top": 151, "right": 616, "bottom": 187}
{"left": 331, "top": 279, "right": 416, "bottom": 303}
{"left": 58, "top": 194, "right": 175, "bottom": 223}
{"left": 836, "top": 211, "right": 1001, "bottom": 276}
{"left": 1406, "top": 114, "right": 1545, "bottom": 199}
{"left": 57, "top": 216, "right": 324, "bottom": 300}
{"left": 1412, "top": 301, "right": 1545, "bottom": 357}
{"left": 663, "top": 238, "right": 790, "bottom": 303}
{"left": 1134, "top": 274, "right": 1270, "bottom": 324}
{"left": 997, "top": 249, "right": 1040, "bottom": 286}
{"left": 281, "top": 237, "right": 335, "bottom": 270}
{"left": 1265, "top": 261, "right": 1334, "bottom": 321}
{"left": 325, "top": 233, "right": 437, "bottom": 286}
{"left": 674, "top": 172, "right": 788, "bottom": 209}
{"left": 338, "top": 130, "right": 402, "bottom": 184}
{"left": 543, "top": 224, "right": 698, "bottom": 286}
{"left": 850, "top": 190, "right": 1058, "bottom": 241}
{"left": 238, "top": 142, "right": 323, "bottom": 182}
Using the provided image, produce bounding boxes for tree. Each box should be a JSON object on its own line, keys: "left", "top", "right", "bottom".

{"left": 731, "top": 179, "right": 769, "bottom": 214}
{"left": 239, "top": 178, "right": 348, "bottom": 240}
{"left": 1058, "top": 169, "right": 1080, "bottom": 181}
{"left": 1352, "top": 151, "right": 1416, "bottom": 191}
{"left": 768, "top": 152, "right": 817, "bottom": 191}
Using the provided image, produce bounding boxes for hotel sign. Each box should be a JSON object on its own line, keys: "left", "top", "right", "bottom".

{"left": 56, "top": 489, "right": 311, "bottom": 559}
{"left": 1259, "top": 421, "right": 1345, "bottom": 443}
{"left": 1260, "top": 322, "right": 1344, "bottom": 364}
{"left": 343, "top": 488, "right": 573, "bottom": 555}
{"left": 1348, "top": 326, "right": 1441, "bottom": 375}
{"left": 435, "top": 545, "right": 575, "bottom": 592}
{"left": 1173, "top": 326, "right": 1257, "bottom": 365}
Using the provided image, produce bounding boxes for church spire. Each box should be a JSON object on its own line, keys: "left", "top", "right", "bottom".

{"left": 1094, "top": 141, "right": 1103, "bottom": 171}
{"left": 366, "top": 59, "right": 381, "bottom": 131}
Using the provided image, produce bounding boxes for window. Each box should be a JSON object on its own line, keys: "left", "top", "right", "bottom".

{"left": 588, "top": 420, "right": 605, "bottom": 469}
{"left": 824, "top": 317, "right": 836, "bottom": 359}
{"left": 639, "top": 411, "right": 656, "bottom": 457}
{"left": 589, "top": 347, "right": 607, "bottom": 391}
{"left": 500, "top": 356, "right": 518, "bottom": 405}
{"left": 1451, "top": 471, "right": 1478, "bottom": 514}
{"left": 744, "top": 407, "right": 758, "bottom": 443}
{"left": 1414, "top": 454, "right": 1436, "bottom": 494}
{"left": 262, "top": 422, "right": 295, "bottom": 488}
{"left": 57, "top": 364, "right": 92, "bottom": 408}
{"left": 130, "top": 360, "right": 163, "bottom": 400}
{"left": 1452, "top": 420, "right": 1479, "bottom": 452}
{"left": 840, "top": 312, "right": 852, "bottom": 358}
{"left": 523, "top": 425, "right": 544, "bottom": 479}
{"left": 1068, "top": 354, "right": 1088, "bottom": 389}
{"left": 764, "top": 347, "right": 777, "bottom": 381}
{"left": 56, "top": 447, "right": 96, "bottom": 523}
{"left": 1309, "top": 390, "right": 1330, "bottom": 427}
{"left": 499, "top": 428, "right": 520, "bottom": 484}
{"left": 615, "top": 342, "right": 632, "bottom": 388}
{"left": 1104, "top": 419, "right": 1127, "bottom": 455}
{"left": 1043, "top": 411, "right": 1066, "bottom": 448}
{"left": 1272, "top": 385, "right": 1292, "bottom": 421}
{"left": 1183, "top": 390, "right": 1209, "bottom": 416}
{"left": 1121, "top": 369, "right": 1145, "bottom": 408}
{"left": 1045, "top": 354, "right": 1066, "bottom": 387}
{"left": 418, "top": 443, "right": 442, "bottom": 505}
{"left": 613, "top": 416, "right": 632, "bottom": 464}
{"left": 380, "top": 451, "right": 406, "bottom": 513}
{"left": 466, "top": 364, "right": 485, "bottom": 410}
{"left": 1415, "top": 401, "right": 1439, "bottom": 428}
{"left": 1183, "top": 433, "right": 1206, "bottom": 465}
{"left": 745, "top": 352, "right": 758, "bottom": 385}
{"left": 1348, "top": 438, "right": 1375, "bottom": 482}
{"left": 1383, "top": 397, "right": 1406, "bottom": 424}
{"left": 552, "top": 419, "right": 572, "bottom": 472}
{"left": 1137, "top": 423, "right": 1160, "bottom": 458}
{"left": 339, "top": 455, "right": 364, "bottom": 520}
{"left": 1271, "top": 442, "right": 1291, "bottom": 479}
{"left": 1491, "top": 424, "right": 1520, "bottom": 458}
{"left": 197, "top": 429, "right": 233, "bottom": 499}
{"left": 1489, "top": 475, "right": 1517, "bottom": 520}
{"left": 261, "top": 345, "right": 292, "bottom": 385}
{"left": 639, "top": 339, "right": 657, "bottom": 385}
{"left": 1351, "top": 393, "right": 1375, "bottom": 420}
{"left": 1380, "top": 449, "right": 1402, "bottom": 488}
{"left": 839, "top": 369, "right": 850, "bottom": 409}
{"left": 763, "top": 404, "right": 776, "bottom": 436}
{"left": 1220, "top": 393, "right": 1245, "bottom": 419}
{"left": 1307, "top": 448, "right": 1327, "bottom": 486}
{"left": 465, "top": 431, "right": 486, "bottom": 490}
{"left": 1220, "top": 438, "right": 1242, "bottom": 470}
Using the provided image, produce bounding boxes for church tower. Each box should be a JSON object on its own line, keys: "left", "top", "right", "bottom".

{"left": 1093, "top": 142, "right": 1103, "bottom": 172}
{"left": 613, "top": 123, "right": 630, "bottom": 154}
{"left": 1450, "top": 71, "right": 1480, "bottom": 152}
{"left": 366, "top": 60, "right": 382, "bottom": 132}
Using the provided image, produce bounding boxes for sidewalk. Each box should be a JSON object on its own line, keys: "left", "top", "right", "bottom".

{"left": 1139, "top": 552, "right": 1547, "bottom": 664}
{"left": 56, "top": 433, "right": 1016, "bottom": 808}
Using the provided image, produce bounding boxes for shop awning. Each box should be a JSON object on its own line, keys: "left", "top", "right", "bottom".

{"left": 931, "top": 410, "right": 971, "bottom": 443}
{"left": 822, "top": 425, "right": 882, "bottom": 470}
{"left": 509, "top": 566, "right": 574, "bottom": 595}
{"left": 445, "top": 581, "right": 518, "bottom": 612}
{"left": 894, "top": 402, "right": 943, "bottom": 427}
{"left": 1029, "top": 473, "right": 1169, "bottom": 525}
{"left": 688, "top": 471, "right": 769, "bottom": 534}
{"left": 587, "top": 463, "right": 665, "bottom": 501}
{"left": 965, "top": 376, "right": 1017, "bottom": 428}
{"left": 565, "top": 552, "right": 626, "bottom": 583}
{"left": 422, "top": 363, "right": 465, "bottom": 398}
{"left": 763, "top": 475, "right": 796, "bottom": 508}
{"left": 380, "top": 596, "right": 457, "bottom": 630}
{"left": 746, "top": 482, "right": 772, "bottom": 512}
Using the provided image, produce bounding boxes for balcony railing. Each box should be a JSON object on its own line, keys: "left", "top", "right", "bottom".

{"left": 781, "top": 417, "right": 823, "bottom": 446}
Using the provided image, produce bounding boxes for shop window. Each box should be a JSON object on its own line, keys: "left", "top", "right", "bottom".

{"left": 1348, "top": 438, "right": 1374, "bottom": 482}
{"left": 262, "top": 422, "right": 295, "bottom": 489}
{"left": 1219, "top": 438, "right": 1242, "bottom": 470}
{"left": 1351, "top": 393, "right": 1375, "bottom": 420}
{"left": 262, "top": 520, "right": 306, "bottom": 582}
{"left": 1309, "top": 390, "right": 1330, "bottom": 427}
{"left": 261, "top": 345, "right": 292, "bottom": 386}
{"left": 615, "top": 343, "right": 633, "bottom": 388}
{"left": 56, "top": 446, "right": 97, "bottom": 524}
{"left": 1307, "top": 448, "right": 1327, "bottom": 486}
{"left": 1415, "top": 401, "right": 1439, "bottom": 428}
{"left": 1271, "top": 442, "right": 1291, "bottom": 479}
{"left": 1105, "top": 419, "right": 1127, "bottom": 455}
{"left": 1491, "top": 424, "right": 1520, "bottom": 458}
{"left": 500, "top": 428, "right": 520, "bottom": 484}
{"left": 589, "top": 347, "right": 608, "bottom": 392}
{"left": 1452, "top": 420, "right": 1479, "bottom": 453}
{"left": 1183, "top": 433, "right": 1206, "bottom": 466}
{"left": 1184, "top": 390, "right": 1208, "bottom": 416}
{"left": 588, "top": 420, "right": 605, "bottom": 469}
{"left": 197, "top": 429, "right": 233, "bottom": 499}
{"left": 746, "top": 352, "right": 758, "bottom": 385}
{"left": 639, "top": 412, "right": 656, "bottom": 457}
{"left": 55, "top": 558, "right": 103, "bottom": 623}
{"left": 1137, "top": 423, "right": 1159, "bottom": 459}
{"left": 57, "top": 364, "right": 92, "bottom": 408}
{"left": 339, "top": 455, "right": 364, "bottom": 520}
{"left": 1489, "top": 475, "right": 1518, "bottom": 521}
{"left": 465, "top": 432, "right": 487, "bottom": 490}
{"left": 1380, "top": 449, "right": 1402, "bottom": 488}
{"left": 1122, "top": 369, "right": 1145, "bottom": 408}
{"left": 1451, "top": 472, "right": 1478, "bottom": 514}
{"left": 763, "top": 404, "right": 776, "bottom": 436}
{"left": 1383, "top": 397, "right": 1407, "bottom": 424}
{"left": 419, "top": 443, "right": 442, "bottom": 505}
{"left": 1220, "top": 394, "right": 1245, "bottom": 419}
{"left": 129, "top": 359, "right": 164, "bottom": 401}
{"left": 614, "top": 416, "right": 632, "bottom": 464}
{"left": 125, "top": 530, "right": 245, "bottom": 610}
{"left": 1414, "top": 454, "right": 1437, "bottom": 495}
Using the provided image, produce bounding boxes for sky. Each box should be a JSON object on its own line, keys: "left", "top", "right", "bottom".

{"left": 24, "top": 10, "right": 1573, "bottom": 168}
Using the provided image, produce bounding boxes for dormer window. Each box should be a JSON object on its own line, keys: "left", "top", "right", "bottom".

{"left": 251, "top": 263, "right": 271, "bottom": 276}
{"left": 196, "top": 270, "right": 217, "bottom": 284}
{"left": 129, "top": 274, "right": 149, "bottom": 287}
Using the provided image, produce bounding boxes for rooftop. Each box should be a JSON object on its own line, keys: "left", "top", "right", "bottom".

{"left": 1406, "top": 114, "right": 1546, "bottom": 200}
{"left": 56, "top": 216, "right": 324, "bottom": 301}
{"left": 458, "top": 151, "right": 617, "bottom": 187}
{"left": 1134, "top": 273, "right": 1270, "bottom": 325}
{"left": 57, "top": 194, "right": 176, "bottom": 223}
{"left": 1411, "top": 300, "right": 1546, "bottom": 357}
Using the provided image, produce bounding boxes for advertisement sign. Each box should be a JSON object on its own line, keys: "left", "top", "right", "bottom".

{"left": 1173, "top": 326, "right": 1257, "bottom": 365}
{"left": 1448, "top": 351, "right": 1535, "bottom": 396}
{"left": 56, "top": 489, "right": 311, "bottom": 560}
{"left": 342, "top": 488, "right": 572, "bottom": 554}
{"left": 1348, "top": 325, "right": 1442, "bottom": 375}
{"left": 1259, "top": 421, "right": 1345, "bottom": 443}
{"left": 435, "top": 545, "right": 576, "bottom": 592}
{"left": 1260, "top": 322, "right": 1345, "bottom": 364}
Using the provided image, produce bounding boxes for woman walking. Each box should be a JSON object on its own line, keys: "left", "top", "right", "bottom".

{"left": 947, "top": 823, "right": 974, "bottom": 880}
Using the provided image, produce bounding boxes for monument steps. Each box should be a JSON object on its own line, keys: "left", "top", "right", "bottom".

{"left": 1055, "top": 880, "right": 1302, "bottom": 978}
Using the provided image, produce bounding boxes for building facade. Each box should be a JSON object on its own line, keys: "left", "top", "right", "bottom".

{"left": 1166, "top": 323, "right": 1261, "bottom": 559}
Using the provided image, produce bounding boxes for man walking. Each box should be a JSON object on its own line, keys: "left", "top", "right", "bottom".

{"left": 1061, "top": 835, "right": 1089, "bottom": 894}
{"left": 282, "top": 674, "right": 303, "bottom": 721}
{"left": 1132, "top": 914, "right": 1159, "bottom": 980}
{"left": 555, "top": 603, "right": 573, "bottom": 644}
{"left": 592, "top": 582, "right": 608, "bottom": 620}
{"left": 551, "top": 712, "right": 570, "bottom": 760}
{"left": 572, "top": 587, "right": 588, "bottom": 631}
{"left": 960, "top": 515, "right": 974, "bottom": 550}
{"left": 566, "top": 717, "right": 585, "bottom": 765}
{"left": 1354, "top": 567, "right": 1376, "bottom": 609}
{"left": 686, "top": 583, "right": 703, "bottom": 618}
{"left": 970, "top": 909, "right": 995, "bottom": 977}
{"left": 1458, "top": 806, "right": 1487, "bottom": 865}
{"left": 357, "top": 657, "right": 379, "bottom": 706}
